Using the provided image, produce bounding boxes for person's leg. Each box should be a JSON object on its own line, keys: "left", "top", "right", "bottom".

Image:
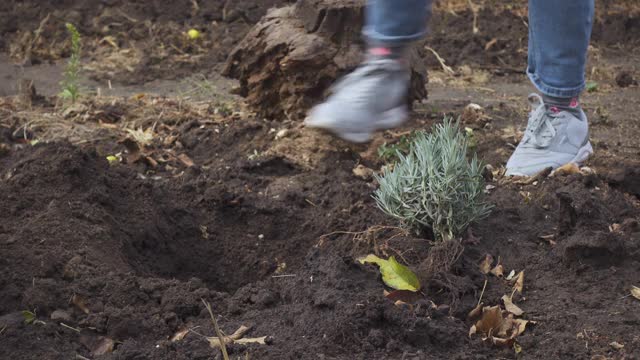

{"left": 305, "top": 0, "right": 432, "bottom": 143}
{"left": 527, "top": 0, "right": 594, "bottom": 100}
{"left": 364, "top": 0, "right": 432, "bottom": 46}
{"left": 506, "top": 0, "right": 595, "bottom": 176}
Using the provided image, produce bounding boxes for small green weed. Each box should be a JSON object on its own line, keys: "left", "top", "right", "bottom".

{"left": 59, "top": 23, "right": 82, "bottom": 103}
{"left": 377, "top": 132, "right": 416, "bottom": 163}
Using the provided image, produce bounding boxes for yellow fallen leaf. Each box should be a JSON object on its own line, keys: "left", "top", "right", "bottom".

{"left": 631, "top": 285, "right": 640, "bottom": 300}
{"left": 106, "top": 155, "right": 118, "bottom": 164}
{"left": 479, "top": 254, "right": 494, "bottom": 274}
{"left": 502, "top": 295, "right": 524, "bottom": 316}
{"left": 358, "top": 255, "right": 421, "bottom": 292}
{"left": 514, "top": 342, "right": 522, "bottom": 354}
{"left": 513, "top": 271, "right": 524, "bottom": 294}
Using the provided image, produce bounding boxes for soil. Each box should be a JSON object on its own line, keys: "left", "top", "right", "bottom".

{"left": 1, "top": 1, "right": 640, "bottom": 360}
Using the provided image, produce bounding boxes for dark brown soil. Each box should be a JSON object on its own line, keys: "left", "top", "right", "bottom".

{"left": 0, "top": 0, "right": 293, "bottom": 84}
{"left": 1, "top": 102, "right": 640, "bottom": 359}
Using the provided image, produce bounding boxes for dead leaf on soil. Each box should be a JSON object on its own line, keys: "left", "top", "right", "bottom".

{"left": 490, "top": 263, "right": 504, "bottom": 278}
{"left": 513, "top": 271, "right": 524, "bottom": 294}
{"left": 470, "top": 303, "right": 534, "bottom": 346}
{"left": 352, "top": 164, "right": 374, "bottom": 180}
{"left": 479, "top": 254, "right": 494, "bottom": 274}
{"left": 506, "top": 270, "right": 516, "bottom": 281}
{"left": 610, "top": 341, "right": 624, "bottom": 350}
{"left": 630, "top": 285, "right": 640, "bottom": 301}
{"left": 551, "top": 163, "right": 580, "bottom": 177}
{"left": 358, "top": 255, "right": 421, "bottom": 292}
{"left": 474, "top": 305, "right": 503, "bottom": 335}
{"left": 385, "top": 289, "right": 421, "bottom": 304}
{"left": 467, "top": 302, "right": 483, "bottom": 320}
{"left": 71, "top": 294, "right": 90, "bottom": 314}
{"left": 92, "top": 337, "right": 115, "bottom": 356}
{"left": 171, "top": 328, "right": 190, "bottom": 342}
{"left": 502, "top": 295, "right": 524, "bottom": 316}
{"left": 485, "top": 38, "right": 498, "bottom": 51}
{"left": 178, "top": 153, "right": 195, "bottom": 167}
{"left": 539, "top": 234, "right": 557, "bottom": 246}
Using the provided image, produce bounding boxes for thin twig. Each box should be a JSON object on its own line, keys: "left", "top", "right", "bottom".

{"left": 477, "top": 279, "right": 488, "bottom": 307}
{"left": 60, "top": 322, "right": 81, "bottom": 333}
{"left": 202, "top": 299, "right": 229, "bottom": 360}
{"left": 424, "top": 46, "right": 455, "bottom": 75}
{"left": 271, "top": 274, "right": 296, "bottom": 278}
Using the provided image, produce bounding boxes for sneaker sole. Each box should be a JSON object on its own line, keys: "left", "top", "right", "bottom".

{"left": 506, "top": 141, "right": 594, "bottom": 176}
{"left": 305, "top": 105, "right": 408, "bottom": 143}
{"left": 571, "top": 141, "right": 593, "bottom": 164}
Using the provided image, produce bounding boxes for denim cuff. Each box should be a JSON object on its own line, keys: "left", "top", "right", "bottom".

{"left": 527, "top": 67, "right": 585, "bottom": 98}
{"left": 363, "top": 26, "right": 427, "bottom": 45}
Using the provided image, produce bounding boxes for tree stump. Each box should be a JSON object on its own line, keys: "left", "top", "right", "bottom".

{"left": 223, "top": 0, "right": 428, "bottom": 120}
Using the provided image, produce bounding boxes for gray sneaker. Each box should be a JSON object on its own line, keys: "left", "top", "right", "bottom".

{"left": 505, "top": 93, "right": 593, "bottom": 176}
{"left": 304, "top": 58, "right": 410, "bottom": 143}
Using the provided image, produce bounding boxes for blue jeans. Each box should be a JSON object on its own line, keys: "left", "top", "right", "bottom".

{"left": 364, "top": 0, "right": 594, "bottom": 98}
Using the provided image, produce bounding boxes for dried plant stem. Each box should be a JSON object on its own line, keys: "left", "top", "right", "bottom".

{"left": 477, "top": 279, "right": 488, "bottom": 307}
{"left": 202, "top": 299, "right": 229, "bottom": 360}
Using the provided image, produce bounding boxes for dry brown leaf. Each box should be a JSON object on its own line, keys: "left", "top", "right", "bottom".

{"left": 71, "top": 294, "right": 90, "bottom": 314}
{"left": 208, "top": 325, "right": 251, "bottom": 348}
{"left": 144, "top": 156, "right": 158, "bottom": 168}
{"left": 489, "top": 336, "right": 515, "bottom": 347}
{"left": 631, "top": 286, "right": 640, "bottom": 300}
{"left": 552, "top": 162, "right": 580, "bottom": 177}
{"left": 513, "top": 271, "right": 524, "bottom": 294}
{"left": 511, "top": 318, "right": 531, "bottom": 337}
{"left": 352, "top": 164, "right": 374, "bottom": 180}
{"left": 484, "top": 38, "right": 498, "bottom": 51}
{"left": 502, "top": 295, "right": 524, "bottom": 316}
{"left": 468, "top": 324, "right": 477, "bottom": 337}
{"left": 610, "top": 341, "right": 625, "bottom": 350}
{"left": 178, "top": 153, "right": 195, "bottom": 167}
{"left": 92, "top": 337, "right": 114, "bottom": 356}
{"left": 479, "top": 254, "right": 494, "bottom": 274}
{"left": 171, "top": 328, "right": 190, "bottom": 342}
{"left": 497, "top": 313, "right": 515, "bottom": 337}
{"left": 467, "top": 302, "right": 483, "bottom": 320}
{"left": 474, "top": 305, "right": 503, "bottom": 335}
{"left": 385, "top": 289, "right": 421, "bottom": 304}
{"left": 490, "top": 264, "right": 504, "bottom": 278}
